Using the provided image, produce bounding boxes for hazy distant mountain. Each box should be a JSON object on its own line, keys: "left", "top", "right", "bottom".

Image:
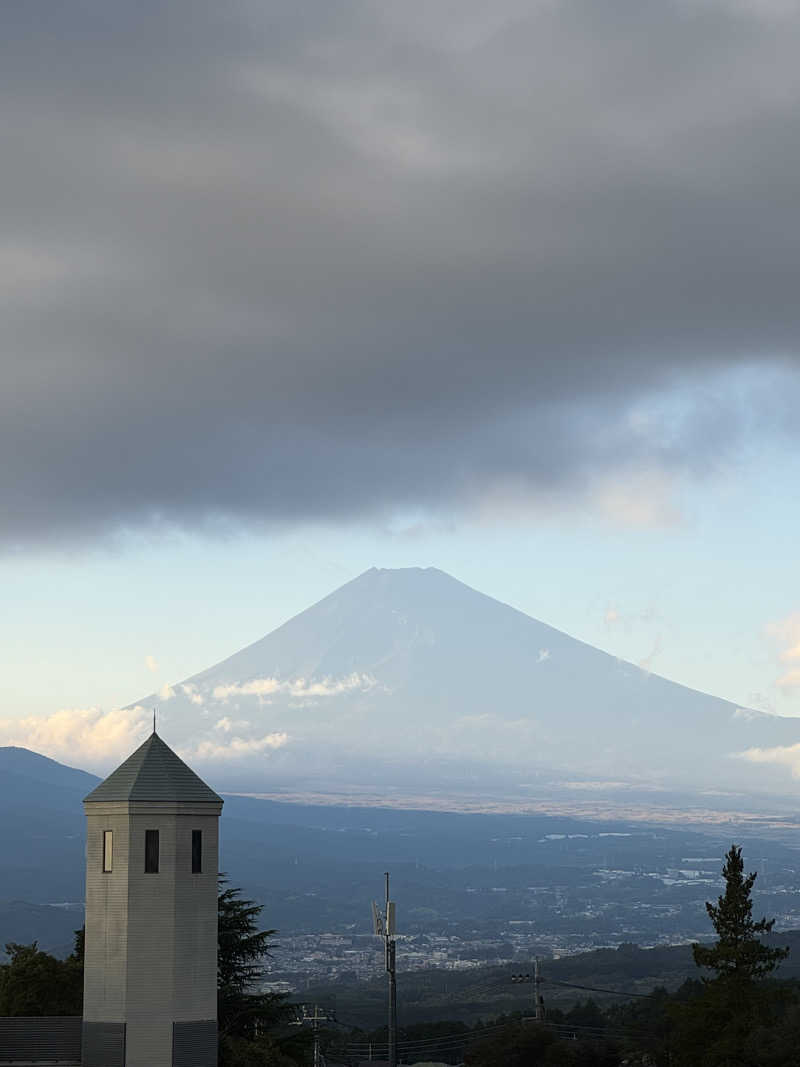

{"left": 0, "top": 745, "right": 99, "bottom": 793}
{"left": 130, "top": 567, "right": 800, "bottom": 794}
{"left": 4, "top": 743, "right": 800, "bottom": 965}
{"left": 0, "top": 748, "right": 98, "bottom": 903}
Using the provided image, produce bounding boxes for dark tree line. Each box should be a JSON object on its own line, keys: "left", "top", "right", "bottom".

{"left": 464, "top": 844, "right": 794, "bottom": 1067}
{"left": 0, "top": 881, "right": 308, "bottom": 1066}
{"left": 0, "top": 928, "right": 84, "bottom": 1016}
{"left": 2, "top": 846, "right": 795, "bottom": 1065}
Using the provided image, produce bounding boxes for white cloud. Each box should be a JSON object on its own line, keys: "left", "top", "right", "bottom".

{"left": 214, "top": 716, "right": 251, "bottom": 733}
{"left": 181, "top": 683, "right": 204, "bottom": 706}
{"left": 145, "top": 654, "right": 159, "bottom": 673}
{"left": 767, "top": 614, "right": 800, "bottom": 659}
{"left": 733, "top": 707, "right": 763, "bottom": 721}
{"left": 777, "top": 668, "right": 800, "bottom": 690}
{"left": 213, "top": 678, "right": 281, "bottom": 701}
{"left": 158, "top": 683, "right": 175, "bottom": 701}
{"left": 0, "top": 702, "right": 286, "bottom": 771}
{"left": 0, "top": 706, "right": 151, "bottom": 766}
{"left": 765, "top": 614, "right": 800, "bottom": 689}
{"left": 537, "top": 649, "right": 551, "bottom": 662}
{"left": 212, "top": 673, "right": 375, "bottom": 702}
{"left": 739, "top": 742, "right": 800, "bottom": 777}
{"left": 190, "top": 731, "right": 289, "bottom": 761}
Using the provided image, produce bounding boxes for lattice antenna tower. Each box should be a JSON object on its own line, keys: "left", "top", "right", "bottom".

{"left": 371, "top": 871, "right": 398, "bottom": 1067}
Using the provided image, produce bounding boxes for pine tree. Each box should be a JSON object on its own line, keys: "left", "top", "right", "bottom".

{"left": 666, "top": 852, "right": 793, "bottom": 1064}
{"left": 218, "top": 879, "right": 276, "bottom": 1012}
{"left": 693, "top": 844, "right": 788, "bottom": 985}
{"left": 217, "top": 877, "right": 307, "bottom": 1066}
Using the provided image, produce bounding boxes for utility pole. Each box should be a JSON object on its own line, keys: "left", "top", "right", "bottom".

{"left": 372, "top": 871, "right": 398, "bottom": 1067}
{"left": 511, "top": 958, "right": 544, "bottom": 1022}
{"left": 311, "top": 1004, "right": 323, "bottom": 1067}
{"left": 534, "top": 956, "right": 543, "bottom": 1022}
{"left": 292, "top": 1003, "right": 335, "bottom": 1067}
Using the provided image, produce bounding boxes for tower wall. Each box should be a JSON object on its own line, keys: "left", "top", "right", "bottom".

{"left": 83, "top": 800, "right": 221, "bottom": 1067}
{"left": 172, "top": 813, "right": 219, "bottom": 1018}
{"left": 84, "top": 809, "right": 130, "bottom": 1023}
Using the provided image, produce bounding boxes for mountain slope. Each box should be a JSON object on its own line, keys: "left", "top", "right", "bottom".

{"left": 132, "top": 567, "right": 800, "bottom": 792}
{"left": 0, "top": 748, "right": 99, "bottom": 902}
{"left": 0, "top": 745, "right": 100, "bottom": 792}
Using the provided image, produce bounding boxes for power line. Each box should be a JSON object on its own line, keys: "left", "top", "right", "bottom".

{"left": 547, "top": 978, "right": 656, "bottom": 999}
{"left": 341, "top": 1020, "right": 512, "bottom": 1053}
{"left": 513, "top": 960, "right": 659, "bottom": 1001}
{"left": 339, "top": 1024, "right": 643, "bottom": 1062}
{"left": 340, "top": 1005, "right": 648, "bottom": 1052}
{"left": 544, "top": 1020, "right": 645, "bottom": 1038}
{"left": 337, "top": 1021, "right": 647, "bottom": 1065}
{"left": 344, "top": 1022, "right": 561, "bottom": 1050}
{"left": 335, "top": 967, "right": 656, "bottom": 1060}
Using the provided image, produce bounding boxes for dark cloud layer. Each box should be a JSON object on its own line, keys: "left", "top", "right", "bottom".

{"left": 3, "top": 0, "right": 800, "bottom": 545}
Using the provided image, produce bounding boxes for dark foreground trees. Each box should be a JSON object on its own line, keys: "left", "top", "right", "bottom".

{"left": 465, "top": 844, "right": 795, "bottom": 1066}
{"left": 0, "top": 883, "right": 307, "bottom": 1065}
{"left": 593, "top": 844, "right": 793, "bottom": 1066}
{"left": 1, "top": 846, "right": 793, "bottom": 1065}
{"left": 0, "top": 927, "right": 83, "bottom": 1016}
{"left": 217, "top": 878, "right": 309, "bottom": 1067}
{"left": 465, "top": 1016, "right": 619, "bottom": 1067}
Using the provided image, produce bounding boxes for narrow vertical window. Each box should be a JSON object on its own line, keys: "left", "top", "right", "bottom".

{"left": 103, "top": 830, "right": 113, "bottom": 873}
{"left": 145, "top": 829, "right": 159, "bottom": 873}
{"left": 192, "top": 830, "right": 202, "bottom": 874}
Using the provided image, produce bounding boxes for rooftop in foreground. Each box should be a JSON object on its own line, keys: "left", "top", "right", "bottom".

{"left": 84, "top": 731, "right": 223, "bottom": 804}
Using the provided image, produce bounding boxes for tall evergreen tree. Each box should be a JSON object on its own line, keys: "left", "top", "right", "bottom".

{"left": 693, "top": 844, "right": 788, "bottom": 984}
{"left": 218, "top": 880, "right": 277, "bottom": 1016}
{"left": 217, "top": 877, "right": 307, "bottom": 1067}
{"left": 664, "top": 845, "right": 793, "bottom": 1065}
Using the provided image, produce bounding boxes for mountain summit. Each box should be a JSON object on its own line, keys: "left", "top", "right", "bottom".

{"left": 135, "top": 567, "right": 800, "bottom": 793}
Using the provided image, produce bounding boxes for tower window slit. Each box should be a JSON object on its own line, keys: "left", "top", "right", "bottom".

{"left": 145, "top": 829, "right": 159, "bottom": 873}
{"left": 103, "top": 830, "right": 113, "bottom": 873}
{"left": 192, "top": 829, "right": 202, "bottom": 873}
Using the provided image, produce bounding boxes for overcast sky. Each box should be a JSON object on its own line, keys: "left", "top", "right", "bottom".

{"left": 3, "top": 1, "right": 800, "bottom": 770}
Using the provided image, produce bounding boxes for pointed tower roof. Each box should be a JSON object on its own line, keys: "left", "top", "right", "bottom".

{"left": 84, "top": 732, "right": 223, "bottom": 804}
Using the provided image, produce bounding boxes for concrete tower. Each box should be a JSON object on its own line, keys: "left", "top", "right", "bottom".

{"left": 82, "top": 731, "right": 223, "bottom": 1067}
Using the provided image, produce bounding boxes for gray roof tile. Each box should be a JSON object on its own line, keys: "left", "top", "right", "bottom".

{"left": 84, "top": 732, "right": 223, "bottom": 804}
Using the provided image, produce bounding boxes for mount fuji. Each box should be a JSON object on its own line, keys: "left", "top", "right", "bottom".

{"left": 132, "top": 567, "right": 800, "bottom": 796}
